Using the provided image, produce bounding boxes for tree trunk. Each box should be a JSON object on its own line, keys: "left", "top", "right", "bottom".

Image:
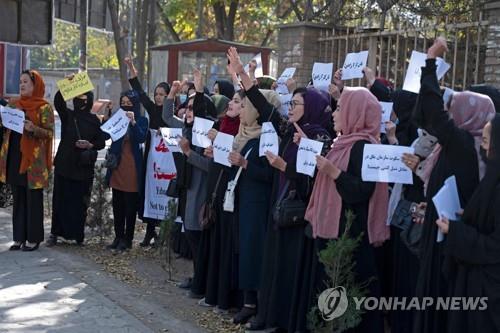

{"left": 225, "top": 0, "right": 238, "bottom": 41}
{"left": 79, "top": 0, "right": 88, "bottom": 71}
{"left": 156, "top": 1, "right": 181, "bottom": 42}
{"left": 107, "top": 0, "right": 129, "bottom": 90}
{"left": 213, "top": 2, "right": 226, "bottom": 39}
{"left": 136, "top": 0, "right": 150, "bottom": 84}
{"left": 147, "top": 0, "right": 156, "bottom": 89}
{"left": 195, "top": 0, "right": 204, "bottom": 38}
{"left": 379, "top": 10, "right": 387, "bottom": 30}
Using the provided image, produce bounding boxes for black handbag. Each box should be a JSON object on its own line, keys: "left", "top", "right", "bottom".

{"left": 390, "top": 198, "right": 423, "bottom": 257}
{"left": 199, "top": 170, "right": 224, "bottom": 230}
{"left": 390, "top": 199, "right": 414, "bottom": 230}
{"left": 166, "top": 179, "right": 179, "bottom": 198}
{"left": 273, "top": 181, "right": 307, "bottom": 228}
{"left": 73, "top": 117, "right": 98, "bottom": 167}
{"left": 103, "top": 150, "right": 118, "bottom": 169}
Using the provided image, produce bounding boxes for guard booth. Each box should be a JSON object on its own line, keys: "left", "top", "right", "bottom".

{"left": 149, "top": 38, "right": 276, "bottom": 93}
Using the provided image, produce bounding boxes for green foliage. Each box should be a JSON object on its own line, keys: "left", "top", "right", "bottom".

{"left": 86, "top": 164, "right": 114, "bottom": 243}
{"left": 157, "top": 198, "right": 178, "bottom": 280}
{"left": 308, "top": 210, "right": 369, "bottom": 333}
{"left": 30, "top": 20, "right": 118, "bottom": 69}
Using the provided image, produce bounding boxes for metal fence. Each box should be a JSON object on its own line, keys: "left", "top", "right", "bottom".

{"left": 317, "top": 13, "right": 490, "bottom": 90}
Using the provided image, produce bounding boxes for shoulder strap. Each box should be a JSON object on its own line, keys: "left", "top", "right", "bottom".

{"left": 276, "top": 180, "right": 291, "bottom": 205}
{"left": 211, "top": 169, "right": 224, "bottom": 199}
{"left": 233, "top": 148, "right": 252, "bottom": 184}
{"left": 73, "top": 116, "right": 82, "bottom": 140}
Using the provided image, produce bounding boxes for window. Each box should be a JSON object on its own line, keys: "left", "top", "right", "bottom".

{"left": 4, "top": 44, "right": 22, "bottom": 96}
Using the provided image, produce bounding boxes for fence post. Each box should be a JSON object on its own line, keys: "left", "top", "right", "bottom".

{"left": 484, "top": 1, "right": 500, "bottom": 88}
{"left": 367, "top": 36, "right": 378, "bottom": 72}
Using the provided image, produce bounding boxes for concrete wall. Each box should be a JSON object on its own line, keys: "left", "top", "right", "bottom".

{"left": 484, "top": 1, "right": 500, "bottom": 88}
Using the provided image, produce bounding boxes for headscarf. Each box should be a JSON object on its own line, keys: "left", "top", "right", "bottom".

{"left": 283, "top": 88, "right": 332, "bottom": 166}
{"left": 305, "top": 87, "right": 389, "bottom": 244}
{"left": 233, "top": 89, "right": 281, "bottom": 153}
{"left": 391, "top": 89, "right": 419, "bottom": 146}
{"left": 214, "top": 94, "right": 240, "bottom": 136}
{"left": 469, "top": 84, "right": 500, "bottom": 113}
{"left": 214, "top": 80, "right": 235, "bottom": 100}
{"left": 257, "top": 76, "right": 276, "bottom": 90}
{"left": 420, "top": 91, "right": 496, "bottom": 186}
{"left": 212, "top": 94, "right": 230, "bottom": 117}
{"left": 73, "top": 91, "right": 94, "bottom": 113}
{"left": 155, "top": 82, "right": 171, "bottom": 95}
{"left": 376, "top": 77, "right": 394, "bottom": 90}
{"left": 14, "top": 70, "right": 53, "bottom": 173}
{"left": 120, "top": 89, "right": 141, "bottom": 118}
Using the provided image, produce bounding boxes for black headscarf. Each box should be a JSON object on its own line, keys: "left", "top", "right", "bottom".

{"left": 391, "top": 89, "right": 419, "bottom": 146}
{"left": 469, "top": 84, "right": 500, "bottom": 113}
{"left": 155, "top": 82, "right": 171, "bottom": 95}
{"left": 461, "top": 114, "right": 500, "bottom": 233}
{"left": 73, "top": 91, "right": 94, "bottom": 113}
{"left": 214, "top": 79, "right": 235, "bottom": 100}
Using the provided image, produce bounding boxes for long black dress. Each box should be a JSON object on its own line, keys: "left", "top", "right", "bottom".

{"left": 52, "top": 91, "right": 105, "bottom": 242}
{"left": 412, "top": 59, "right": 480, "bottom": 333}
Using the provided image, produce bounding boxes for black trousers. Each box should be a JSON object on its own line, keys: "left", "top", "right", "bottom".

{"left": 184, "top": 229, "right": 201, "bottom": 273}
{"left": 112, "top": 189, "right": 139, "bottom": 242}
{"left": 12, "top": 185, "right": 44, "bottom": 243}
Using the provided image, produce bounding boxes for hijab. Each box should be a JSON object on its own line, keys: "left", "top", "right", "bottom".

{"left": 469, "top": 84, "right": 500, "bottom": 113}
{"left": 233, "top": 89, "right": 281, "bottom": 153}
{"left": 214, "top": 80, "right": 235, "bottom": 100}
{"left": 305, "top": 87, "right": 389, "bottom": 244}
{"left": 214, "top": 94, "right": 240, "bottom": 136}
{"left": 73, "top": 91, "right": 94, "bottom": 113}
{"left": 14, "top": 70, "right": 53, "bottom": 173}
{"left": 420, "top": 91, "right": 496, "bottom": 186}
{"left": 391, "top": 89, "right": 419, "bottom": 146}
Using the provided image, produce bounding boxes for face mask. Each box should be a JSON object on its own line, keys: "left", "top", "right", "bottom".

{"left": 179, "top": 94, "right": 187, "bottom": 104}
{"left": 121, "top": 105, "right": 133, "bottom": 112}
{"left": 73, "top": 98, "right": 88, "bottom": 112}
{"left": 479, "top": 146, "right": 489, "bottom": 163}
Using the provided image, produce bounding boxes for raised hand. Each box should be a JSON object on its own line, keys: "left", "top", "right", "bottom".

{"left": 362, "top": 66, "right": 376, "bottom": 87}
{"left": 293, "top": 122, "right": 307, "bottom": 145}
{"left": 427, "top": 37, "right": 448, "bottom": 59}
{"left": 193, "top": 68, "right": 204, "bottom": 93}
{"left": 227, "top": 47, "right": 245, "bottom": 75}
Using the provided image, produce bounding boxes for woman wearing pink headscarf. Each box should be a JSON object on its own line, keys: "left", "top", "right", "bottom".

{"left": 305, "top": 87, "right": 389, "bottom": 333}
{"left": 412, "top": 38, "right": 496, "bottom": 333}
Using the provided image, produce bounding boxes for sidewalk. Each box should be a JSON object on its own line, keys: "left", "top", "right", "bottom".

{"left": 0, "top": 208, "right": 204, "bottom": 333}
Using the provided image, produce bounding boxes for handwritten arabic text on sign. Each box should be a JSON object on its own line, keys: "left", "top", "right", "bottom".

{"left": 0, "top": 106, "right": 25, "bottom": 134}
{"left": 100, "top": 109, "right": 130, "bottom": 142}
{"left": 160, "top": 127, "right": 183, "bottom": 153}
{"left": 312, "top": 62, "right": 333, "bottom": 93}
{"left": 192, "top": 117, "right": 214, "bottom": 148}
{"left": 276, "top": 67, "right": 296, "bottom": 95}
{"left": 402, "top": 51, "right": 451, "bottom": 93}
{"left": 259, "top": 122, "right": 279, "bottom": 157}
{"left": 56, "top": 71, "right": 95, "bottom": 101}
{"left": 362, "top": 144, "right": 414, "bottom": 184}
{"left": 213, "top": 132, "right": 234, "bottom": 167}
{"left": 341, "top": 51, "right": 369, "bottom": 80}
{"left": 297, "top": 138, "right": 324, "bottom": 177}
{"left": 379, "top": 102, "right": 393, "bottom": 134}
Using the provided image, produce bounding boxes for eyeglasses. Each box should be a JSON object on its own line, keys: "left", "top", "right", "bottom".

{"left": 288, "top": 100, "right": 305, "bottom": 109}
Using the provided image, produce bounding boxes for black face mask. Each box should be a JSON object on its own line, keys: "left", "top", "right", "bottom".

{"left": 73, "top": 98, "right": 89, "bottom": 112}
{"left": 121, "top": 105, "right": 134, "bottom": 112}
{"left": 479, "top": 146, "right": 489, "bottom": 163}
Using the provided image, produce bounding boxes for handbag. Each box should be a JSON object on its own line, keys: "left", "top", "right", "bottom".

{"left": 73, "top": 117, "right": 98, "bottom": 167}
{"left": 390, "top": 198, "right": 423, "bottom": 257}
{"left": 199, "top": 170, "right": 224, "bottom": 229}
{"left": 273, "top": 181, "right": 307, "bottom": 228}
{"left": 390, "top": 199, "right": 415, "bottom": 230}
{"left": 223, "top": 149, "right": 252, "bottom": 212}
{"left": 166, "top": 179, "right": 179, "bottom": 198}
{"left": 103, "top": 149, "right": 118, "bottom": 169}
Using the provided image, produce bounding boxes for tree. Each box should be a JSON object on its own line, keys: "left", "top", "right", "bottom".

{"left": 107, "top": 0, "right": 129, "bottom": 90}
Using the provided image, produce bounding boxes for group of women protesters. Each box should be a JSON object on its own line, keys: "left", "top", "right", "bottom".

{"left": 2, "top": 37, "right": 500, "bottom": 333}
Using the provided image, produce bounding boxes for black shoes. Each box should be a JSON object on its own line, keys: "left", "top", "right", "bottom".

{"left": 233, "top": 306, "right": 257, "bottom": 325}
{"left": 46, "top": 234, "right": 57, "bottom": 247}
{"left": 178, "top": 277, "right": 193, "bottom": 289}
{"left": 116, "top": 239, "right": 132, "bottom": 252}
{"left": 22, "top": 242, "right": 40, "bottom": 252}
{"left": 106, "top": 238, "right": 121, "bottom": 250}
{"left": 9, "top": 242, "right": 24, "bottom": 251}
{"left": 139, "top": 231, "right": 158, "bottom": 247}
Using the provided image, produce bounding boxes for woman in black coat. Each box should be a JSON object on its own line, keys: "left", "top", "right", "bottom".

{"left": 48, "top": 89, "right": 106, "bottom": 246}
{"left": 436, "top": 114, "right": 500, "bottom": 333}
{"left": 125, "top": 57, "right": 171, "bottom": 246}
{"left": 412, "top": 38, "right": 496, "bottom": 333}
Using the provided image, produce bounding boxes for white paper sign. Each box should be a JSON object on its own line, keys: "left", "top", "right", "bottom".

{"left": 100, "top": 109, "right": 130, "bottom": 142}
{"left": 276, "top": 67, "right": 296, "bottom": 95}
{"left": 433, "top": 175, "right": 462, "bottom": 242}
{"left": 379, "top": 102, "right": 393, "bottom": 134}
{"left": 213, "top": 132, "right": 234, "bottom": 167}
{"left": 362, "top": 144, "right": 414, "bottom": 184}
{"left": 160, "top": 127, "right": 183, "bottom": 153}
{"left": 144, "top": 130, "right": 177, "bottom": 220}
{"left": 259, "top": 122, "right": 279, "bottom": 157}
{"left": 0, "top": 106, "right": 25, "bottom": 134}
{"left": 279, "top": 93, "right": 292, "bottom": 116}
{"left": 297, "top": 138, "right": 324, "bottom": 177}
{"left": 402, "top": 50, "right": 451, "bottom": 93}
{"left": 312, "top": 62, "right": 334, "bottom": 92}
{"left": 244, "top": 53, "right": 263, "bottom": 78}
{"left": 341, "top": 51, "right": 369, "bottom": 80}
{"left": 192, "top": 117, "right": 214, "bottom": 148}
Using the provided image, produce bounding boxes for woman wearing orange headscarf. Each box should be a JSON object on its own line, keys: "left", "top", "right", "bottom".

{"left": 0, "top": 70, "right": 54, "bottom": 251}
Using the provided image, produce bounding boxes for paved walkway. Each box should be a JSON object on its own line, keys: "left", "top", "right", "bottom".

{"left": 0, "top": 209, "right": 204, "bottom": 333}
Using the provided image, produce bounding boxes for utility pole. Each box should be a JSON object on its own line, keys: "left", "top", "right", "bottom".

{"left": 79, "top": 0, "right": 88, "bottom": 71}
